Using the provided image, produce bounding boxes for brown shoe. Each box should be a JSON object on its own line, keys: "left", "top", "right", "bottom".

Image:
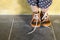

{"left": 40, "top": 11, "right": 51, "bottom": 27}
{"left": 30, "top": 12, "right": 41, "bottom": 28}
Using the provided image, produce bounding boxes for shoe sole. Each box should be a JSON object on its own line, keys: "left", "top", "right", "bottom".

{"left": 41, "top": 21, "right": 51, "bottom": 27}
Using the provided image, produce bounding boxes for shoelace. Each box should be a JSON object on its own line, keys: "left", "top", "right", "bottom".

{"left": 28, "top": 13, "right": 40, "bottom": 34}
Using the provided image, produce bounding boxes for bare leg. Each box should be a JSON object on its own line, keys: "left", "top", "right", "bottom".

{"left": 41, "top": 8, "right": 48, "bottom": 12}
{"left": 30, "top": 5, "right": 39, "bottom": 12}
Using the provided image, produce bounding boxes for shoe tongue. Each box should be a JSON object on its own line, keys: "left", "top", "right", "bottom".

{"left": 33, "top": 14, "right": 39, "bottom": 19}
{"left": 35, "top": 14, "right": 38, "bottom": 17}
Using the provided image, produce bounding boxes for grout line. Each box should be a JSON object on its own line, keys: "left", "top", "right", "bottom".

{"left": 51, "top": 24, "right": 57, "bottom": 40}
{"left": 8, "top": 18, "right": 14, "bottom": 40}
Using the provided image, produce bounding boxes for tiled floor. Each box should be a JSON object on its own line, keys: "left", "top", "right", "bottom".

{"left": 0, "top": 15, "right": 60, "bottom": 40}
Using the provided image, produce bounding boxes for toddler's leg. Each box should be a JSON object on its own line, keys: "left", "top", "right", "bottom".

{"left": 27, "top": 0, "right": 41, "bottom": 27}
{"left": 40, "top": 8, "right": 51, "bottom": 27}
{"left": 27, "top": 0, "right": 39, "bottom": 12}
{"left": 30, "top": 5, "right": 39, "bottom": 13}
{"left": 30, "top": 5, "right": 41, "bottom": 27}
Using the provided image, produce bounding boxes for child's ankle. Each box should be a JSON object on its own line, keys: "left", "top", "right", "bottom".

{"left": 33, "top": 11, "right": 39, "bottom": 14}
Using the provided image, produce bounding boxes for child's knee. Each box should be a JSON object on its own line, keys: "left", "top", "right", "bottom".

{"left": 30, "top": 5, "right": 39, "bottom": 12}
{"left": 41, "top": 8, "right": 48, "bottom": 12}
